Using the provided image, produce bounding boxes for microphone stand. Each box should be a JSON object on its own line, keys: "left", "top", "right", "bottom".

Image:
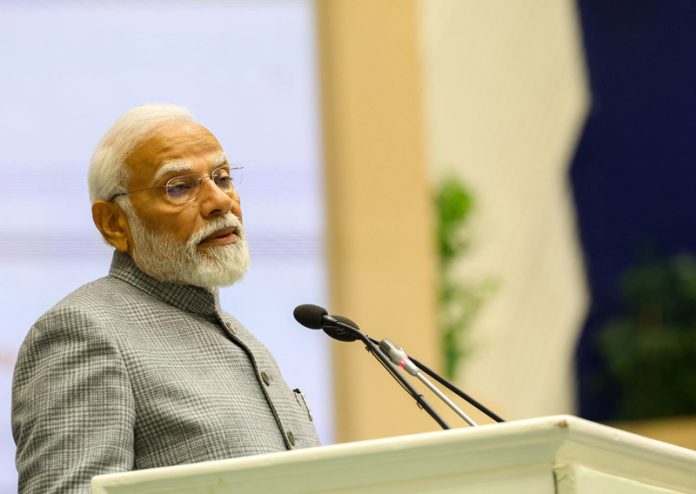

{"left": 298, "top": 302, "right": 504, "bottom": 428}
{"left": 331, "top": 322, "right": 451, "bottom": 430}
{"left": 368, "top": 336, "right": 504, "bottom": 423}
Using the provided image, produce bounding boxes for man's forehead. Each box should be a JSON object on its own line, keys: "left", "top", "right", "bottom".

{"left": 135, "top": 120, "right": 219, "bottom": 154}
{"left": 125, "top": 119, "right": 224, "bottom": 183}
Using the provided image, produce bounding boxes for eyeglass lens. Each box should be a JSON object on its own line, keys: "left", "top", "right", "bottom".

{"left": 165, "top": 167, "right": 239, "bottom": 204}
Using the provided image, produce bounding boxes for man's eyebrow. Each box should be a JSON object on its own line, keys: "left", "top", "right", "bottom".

{"left": 213, "top": 154, "right": 229, "bottom": 167}
{"left": 152, "top": 154, "right": 229, "bottom": 184}
{"left": 153, "top": 162, "right": 193, "bottom": 183}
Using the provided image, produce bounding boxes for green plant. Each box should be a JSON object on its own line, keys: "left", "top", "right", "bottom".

{"left": 596, "top": 253, "right": 696, "bottom": 420}
{"left": 435, "top": 176, "right": 496, "bottom": 379}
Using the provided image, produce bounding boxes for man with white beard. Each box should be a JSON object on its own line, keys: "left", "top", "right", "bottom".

{"left": 11, "top": 105, "right": 320, "bottom": 494}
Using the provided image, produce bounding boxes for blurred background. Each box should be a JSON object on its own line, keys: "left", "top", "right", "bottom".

{"left": 2, "top": 0, "right": 696, "bottom": 492}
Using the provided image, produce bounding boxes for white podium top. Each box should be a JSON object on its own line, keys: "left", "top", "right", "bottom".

{"left": 92, "top": 415, "right": 696, "bottom": 494}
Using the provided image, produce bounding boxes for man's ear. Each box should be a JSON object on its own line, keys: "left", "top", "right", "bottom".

{"left": 91, "top": 201, "right": 132, "bottom": 254}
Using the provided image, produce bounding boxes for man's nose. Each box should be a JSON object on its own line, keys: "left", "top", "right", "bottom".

{"left": 198, "top": 179, "right": 241, "bottom": 220}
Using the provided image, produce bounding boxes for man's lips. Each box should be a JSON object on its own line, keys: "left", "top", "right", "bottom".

{"left": 199, "top": 227, "right": 239, "bottom": 246}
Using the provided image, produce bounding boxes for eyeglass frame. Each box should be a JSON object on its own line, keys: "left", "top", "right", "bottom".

{"left": 109, "top": 164, "right": 243, "bottom": 205}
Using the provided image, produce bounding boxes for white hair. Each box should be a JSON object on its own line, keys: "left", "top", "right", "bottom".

{"left": 120, "top": 198, "right": 250, "bottom": 288}
{"left": 88, "top": 104, "right": 193, "bottom": 203}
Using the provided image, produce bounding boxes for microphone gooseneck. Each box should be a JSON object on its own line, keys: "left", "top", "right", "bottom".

{"left": 293, "top": 304, "right": 450, "bottom": 430}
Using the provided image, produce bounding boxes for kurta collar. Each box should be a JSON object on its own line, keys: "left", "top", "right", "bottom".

{"left": 108, "top": 250, "right": 223, "bottom": 319}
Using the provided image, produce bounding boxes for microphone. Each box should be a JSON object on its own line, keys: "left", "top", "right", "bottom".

{"left": 326, "top": 315, "right": 361, "bottom": 342}
{"left": 379, "top": 339, "right": 419, "bottom": 375}
{"left": 293, "top": 304, "right": 330, "bottom": 329}
{"left": 293, "top": 303, "right": 505, "bottom": 426}
{"left": 293, "top": 304, "right": 360, "bottom": 342}
{"left": 293, "top": 304, "right": 450, "bottom": 430}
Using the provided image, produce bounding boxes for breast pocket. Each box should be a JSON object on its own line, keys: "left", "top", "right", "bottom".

{"left": 293, "top": 388, "right": 313, "bottom": 422}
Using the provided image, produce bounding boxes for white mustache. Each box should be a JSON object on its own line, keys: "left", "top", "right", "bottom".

{"left": 187, "top": 214, "right": 243, "bottom": 248}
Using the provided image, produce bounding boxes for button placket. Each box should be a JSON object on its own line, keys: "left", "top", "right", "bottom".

{"left": 213, "top": 315, "right": 300, "bottom": 451}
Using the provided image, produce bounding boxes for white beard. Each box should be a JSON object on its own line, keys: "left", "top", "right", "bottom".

{"left": 122, "top": 202, "right": 250, "bottom": 288}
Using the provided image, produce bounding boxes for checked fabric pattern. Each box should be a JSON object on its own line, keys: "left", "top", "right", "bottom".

{"left": 12, "top": 251, "right": 319, "bottom": 493}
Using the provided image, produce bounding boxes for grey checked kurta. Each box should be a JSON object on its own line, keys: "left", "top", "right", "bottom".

{"left": 12, "top": 251, "right": 320, "bottom": 493}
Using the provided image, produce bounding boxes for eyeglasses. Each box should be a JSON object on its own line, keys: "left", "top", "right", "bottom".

{"left": 110, "top": 165, "right": 243, "bottom": 205}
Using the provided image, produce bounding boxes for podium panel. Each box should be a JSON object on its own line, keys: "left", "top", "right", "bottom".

{"left": 92, "top": 416, "right": 696, "bottom": 494}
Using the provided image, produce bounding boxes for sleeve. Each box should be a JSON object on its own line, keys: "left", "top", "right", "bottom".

{"left": 12, "top": 306, "right": 135, "bottom": 494}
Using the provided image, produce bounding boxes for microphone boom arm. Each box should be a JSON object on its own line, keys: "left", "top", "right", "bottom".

{"left": 369, "top": 336, "right": 504, "bottom": 423}
{"left": 292, "top": 303, "right": 503, "bottom": 428}
{"left": 332, "top": 321, "right": 451, "bottom": 430}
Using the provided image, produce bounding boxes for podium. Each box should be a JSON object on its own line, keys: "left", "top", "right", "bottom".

{"left": 92, "top": 415, "right": 696, "bottom": 493}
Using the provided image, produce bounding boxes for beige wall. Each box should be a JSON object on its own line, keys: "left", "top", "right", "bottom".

{"left": 318, "top": 0, "right": 591, "bottom": 442}
{"left": 316, "top": 0, "right": 441, "bottom": 442}
{"left": 419, "top": 0, "right": 590, "bottom": 418}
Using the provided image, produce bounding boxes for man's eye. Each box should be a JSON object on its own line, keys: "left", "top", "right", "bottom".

{"left": 166, "top": 181, "right": 193, "bottom": 197}
{"left": 214, "top": 175, "right": 232, "bottom": 187}
{"left": 213, "top": 168, "right": 233, "bottom": 187}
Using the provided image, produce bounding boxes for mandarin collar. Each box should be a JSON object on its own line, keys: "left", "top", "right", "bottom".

{"left": 108, "top": 250, "right": 223, "bottom": 320}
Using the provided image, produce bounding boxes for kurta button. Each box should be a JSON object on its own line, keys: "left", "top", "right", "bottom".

{"left": 287, "top": 431, "right": 296, "bottom": 446}
{"left": 261, "top": 371, "right": 271, "bottom": 386}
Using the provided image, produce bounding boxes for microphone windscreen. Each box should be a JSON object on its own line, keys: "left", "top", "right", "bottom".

{"left": 293, "top": 304, "right": 328, "bottom": 329}
{"left": 324, "top": 315, "right": 361, "bottom": 342}
{"left": 331, "top": 315, "right": 360, "bottom": 330}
